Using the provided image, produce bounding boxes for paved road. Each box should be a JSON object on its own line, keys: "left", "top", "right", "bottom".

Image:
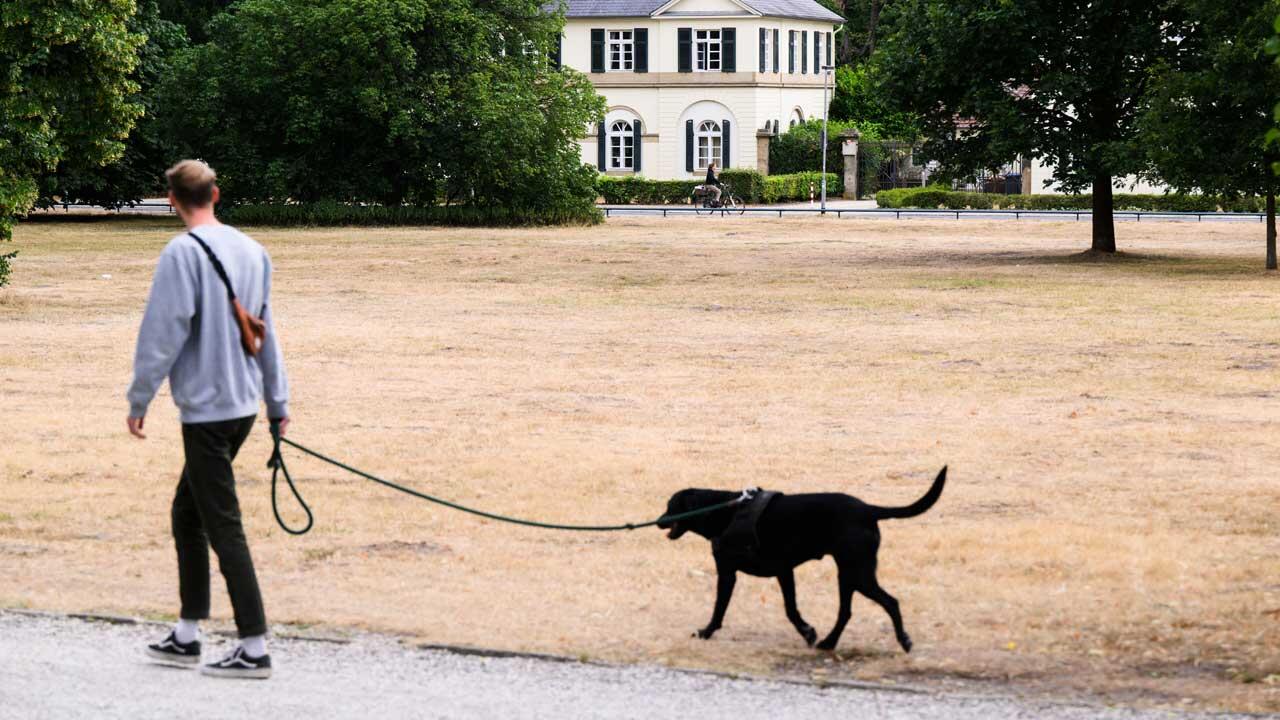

{"left": 40, "top": 200, "right": 1267, "bottom": 224}
{"left": 598, "top": 204, "right": 1267, "bottom": 222}
{"left": 0, "top": 612, "right": 1258, "bottom": 720}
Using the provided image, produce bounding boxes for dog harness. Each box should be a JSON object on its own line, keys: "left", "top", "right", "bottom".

{"left": 711, "top": 488, "right": 778, "bottom": 562}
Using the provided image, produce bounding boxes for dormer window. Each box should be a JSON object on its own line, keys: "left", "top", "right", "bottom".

{"left": 695, "top": 30, "right": 721, "bottom": 71}
{"left": 609, "top": 30, "right": 634, "bottom": 71}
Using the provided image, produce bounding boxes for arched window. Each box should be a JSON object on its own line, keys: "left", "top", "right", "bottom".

{"left": 609, "top": 119, "right": 634, "bottom": 170}
{"left": 696, "top": 120, "right": 722, "bottom": 170}
{"left": 790, "top": 108, "right": 805, "bottom": 128}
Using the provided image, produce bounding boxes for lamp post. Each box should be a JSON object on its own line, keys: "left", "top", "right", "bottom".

{"left": 820, "top": 63, "right": 833, "bottom": 214}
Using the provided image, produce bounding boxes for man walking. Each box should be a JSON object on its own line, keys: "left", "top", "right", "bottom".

{"left": 127, "top": 160, "right": 289, "bottom": 679}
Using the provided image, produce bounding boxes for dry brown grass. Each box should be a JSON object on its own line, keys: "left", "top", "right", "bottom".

{"left": 2, "top": 216, "right": 1278, "bottom": 712}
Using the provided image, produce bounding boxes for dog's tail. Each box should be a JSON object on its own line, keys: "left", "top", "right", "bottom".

{"left": 865, "top": 467, "right": 947, "bottom": 520}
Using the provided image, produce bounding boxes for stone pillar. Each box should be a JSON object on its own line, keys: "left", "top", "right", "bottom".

{"left": 1020, "top": 156, "right": 1033, "bottom": 195}
{"left": 756, "top": 128, "right": 774, "bottom": 176}
{"left": 840, "top": 129, "right": 861, "bottom": 200}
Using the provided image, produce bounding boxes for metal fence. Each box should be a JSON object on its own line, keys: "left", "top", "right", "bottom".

{"left": 601, "top": 206, "right": 1268, "bottom": 222}
{"left": 40, "top": 201, "right": 1268, "bottom": 224}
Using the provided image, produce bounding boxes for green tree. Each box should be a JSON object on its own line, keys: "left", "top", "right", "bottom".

{"left": 158, "top": 0, "right": 603, "bottom": 214}
{"left": 156, "top": 0, "right": 233, "bottom": 43}
{"left": 820, "top": 0, "right": 889, "bottom": 66}
{"left": 877, "top": 0, "right": 1188, "bottom": 252}
{"left": 829, "top": 65, "right": 919, "bottom": 140}
{"left": 1142, "top": 0, "right": 1280, "bottom": 269}
{"left": 0, "top": 0, "right": 144, "bottom": 286}
{"left": 37, "top": 1, "right": 188, "bottom": 210}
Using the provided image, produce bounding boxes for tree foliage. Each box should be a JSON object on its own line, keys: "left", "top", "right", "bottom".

{"left": 829, "top": 65, "right": 919, "bottom": 140}
{"left": 36, "top": 1, "right": 188, "bottom": 210}
{"left": 156, "top": 0, "right": 234, "bottom": 43}
{"left": 157, "top": 0, "right": 603, "bottom": 214}
{"left": 0, "top": 0, "right": 144, "bottom": 286}
{"left": 819, "top": 0, "right": 888, "bottom": 66}
{"left": 876, "top": 0, "right": 1189, "bottom": 252}
{"left": 1141, "top": 0, "right": 1280, "bottom": 268}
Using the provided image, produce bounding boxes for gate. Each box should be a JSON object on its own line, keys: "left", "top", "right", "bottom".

{"left": 860, "top": 141, "right": 926, "bottom": 194}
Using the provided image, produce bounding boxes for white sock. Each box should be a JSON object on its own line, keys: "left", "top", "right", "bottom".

{"left": 240, "top": 634, "right": 268, "bottom": 658}
{"left": 174, "top": 619, "right": 199, "bottom": 644}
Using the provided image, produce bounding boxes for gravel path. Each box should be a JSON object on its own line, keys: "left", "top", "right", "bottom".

{"left": 0, "top": 612, "right": 1255, "bottom": 720}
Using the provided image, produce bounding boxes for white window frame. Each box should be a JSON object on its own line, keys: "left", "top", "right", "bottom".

{"left": 695, "top": 29, "right": 721, "bottom": 72}
{"left": 762, "top": 29, "right": 771, "bottom": 73}
{"left": 696, "top": 120, "right": 722, "bottom": 170}
{"left": 608, "top": 30, "right": 634, "bottom": 72}
{"left": 609, "top": 119, "right": 635, "bottom": 170}
{"left": 814, "top": 32, "right": 823, "bottom": 72}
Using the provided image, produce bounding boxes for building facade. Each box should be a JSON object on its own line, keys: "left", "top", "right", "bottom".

{"left": 557, "top": 0, "right": 843, "bottom": 180}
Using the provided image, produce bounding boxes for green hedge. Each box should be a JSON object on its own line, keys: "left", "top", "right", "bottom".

{"left": 763, "top": 172, "right": 842, "bottom": 203}
{"left": 219, "top": 201, "right": 603, "bottom": 227}
{"left": 769, "top": 119, "right": 885, "bottom": 199}
{"left": 598, "top": 170, "right": 841, "bottom": 205}
{"left": 876, "top": 186, "right": 1267, "bottom": 213}
{"left": 597, "top": 177, "right": 700, "bottom": 204}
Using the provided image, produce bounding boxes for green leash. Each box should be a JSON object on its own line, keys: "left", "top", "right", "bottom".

{"left": 267, "top": 422, "right": 750, "bottom": 536}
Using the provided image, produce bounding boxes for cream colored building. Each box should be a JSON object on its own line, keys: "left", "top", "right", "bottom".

{"left": 555, "top": 0, "right": 843, "bottom": 180}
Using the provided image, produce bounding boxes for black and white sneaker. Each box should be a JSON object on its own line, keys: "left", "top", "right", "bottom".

{"left": 201, "top": 646, "right": 272, "bottom": 679}
{"left": 145, "top": 632, "right": 201, "bottom": 668}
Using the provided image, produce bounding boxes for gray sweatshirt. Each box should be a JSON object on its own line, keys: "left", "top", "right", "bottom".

{"left": 128, "top": 223, "right": 289, "bottom": 424}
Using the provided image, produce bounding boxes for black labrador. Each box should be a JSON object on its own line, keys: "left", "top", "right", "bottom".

{"left": 657, "top": 467, "right": 946, "bottom": 652}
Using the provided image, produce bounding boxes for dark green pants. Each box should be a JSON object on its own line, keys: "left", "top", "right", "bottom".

{"left": 173, "top": 415, "right": 267, "bottom": 638}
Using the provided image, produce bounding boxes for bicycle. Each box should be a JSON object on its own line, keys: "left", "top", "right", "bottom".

{"left": 691, "top": 182, "right": 746, "bottom": 216}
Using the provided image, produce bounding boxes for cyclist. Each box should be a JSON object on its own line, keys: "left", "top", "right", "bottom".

{"left": 704, "top": 161, "right": 724, "bottom": 206}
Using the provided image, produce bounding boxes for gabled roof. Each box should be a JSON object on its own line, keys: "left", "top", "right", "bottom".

{"left": 554, "top": 0, "right": 844, "bottom": 22}
{"left": 738, "top": 0, "right": 844, "bottom": 22}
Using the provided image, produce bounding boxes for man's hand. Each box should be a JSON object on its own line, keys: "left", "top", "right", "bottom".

{"left": 127, "top": 416, "right": 147, "bottom": 439}
{"left": 271, "top": 417, "right": 290, "bottom": 437}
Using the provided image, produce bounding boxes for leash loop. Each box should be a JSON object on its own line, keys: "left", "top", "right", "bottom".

{"left": 266, "top": 432, "right": 745, "bottom": 536}
{"left": 269, "top": 420, "right": 314, "bottom": 535}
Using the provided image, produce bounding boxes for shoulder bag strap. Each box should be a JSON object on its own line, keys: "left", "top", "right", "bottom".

{"left": 187, "top": 231, "right": 237, "bottom": 302}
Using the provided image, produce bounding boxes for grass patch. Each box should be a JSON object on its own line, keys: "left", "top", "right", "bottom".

{"left": 4, "top": 215, "right": 1278, "bottom": 713}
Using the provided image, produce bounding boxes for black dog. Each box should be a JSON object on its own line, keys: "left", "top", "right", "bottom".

{"left": 657, "top": 467, "right": 946, "bottom": 652}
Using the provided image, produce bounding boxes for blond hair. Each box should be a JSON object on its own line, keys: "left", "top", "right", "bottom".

{"left": 165, "top": 159, "right": 217, "bottom": 208}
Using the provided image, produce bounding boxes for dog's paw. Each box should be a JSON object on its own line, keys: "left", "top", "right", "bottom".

{"left": 694, "top": 627, "right": 717, "bottom": 640}
{"left": 801, "top": 625, "right": 817, "bottom": 647}
{"left": 898, "top": 633, "right": 913, "bottom": 653}
{"left": 814, "top": 637, "right": 837, "bottom": 651}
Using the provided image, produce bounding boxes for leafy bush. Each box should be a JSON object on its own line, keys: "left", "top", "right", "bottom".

{"left": 875, "top": 186, "right": 1267, "bottom": 213}
{"left": 770, "top": 120, "right": 884, "bottom": 198}
{"left": 771, "top": 120, "right": 862, "bottom": 174}
{"left": 220, "top": 201, "right": 602, "bottom": 227}
{"left": 597, "top": 171, "right": 840, "bottom": 205}
{"left": 597, "top": 178, "right": 700, "bottom": 204}
{"left": 719, "top": 169, "right": 765, "bottom": 202}
{"left": 763, "top": 173, "right": 843, "bottom": 203}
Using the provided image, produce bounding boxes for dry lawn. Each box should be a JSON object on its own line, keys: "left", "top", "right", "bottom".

{"left": 2, "top": 215, "right": 1278, "bottom": 712}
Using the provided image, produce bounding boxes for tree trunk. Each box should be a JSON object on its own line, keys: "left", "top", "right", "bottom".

{"left": 1267, "top": 185, "right": 1276, "bottom": 271}
{"left": 838, "top": 1, "right": 854, "bottom": 66}
{"left": 862, "top": 0, "right": 882, "bottom": 57}
{"left": 1091, "top": 175, "right": 1116, "bottom": 253}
